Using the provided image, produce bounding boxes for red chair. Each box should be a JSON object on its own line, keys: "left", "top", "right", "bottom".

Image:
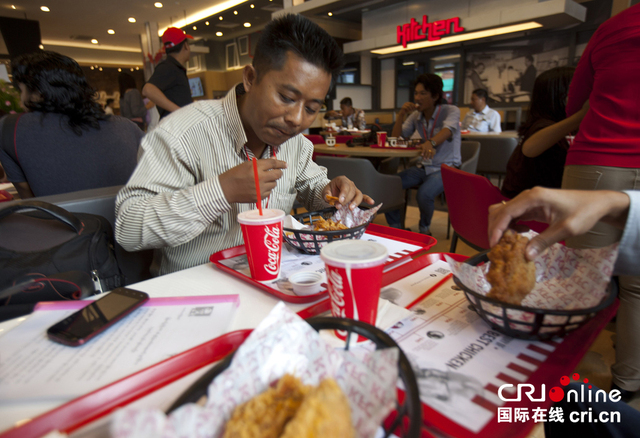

{"left": 442, "top": 164, "right": 547, "bottom": 253}
{"left": 335, "top": 135, "right": 353, "bottom": 144}
{"left": 304, "top": 134, "right": 325, "bottom": 145}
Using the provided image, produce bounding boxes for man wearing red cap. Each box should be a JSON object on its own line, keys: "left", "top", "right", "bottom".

{"left": 142, "top": 27, "right": 193, "bottom": 119}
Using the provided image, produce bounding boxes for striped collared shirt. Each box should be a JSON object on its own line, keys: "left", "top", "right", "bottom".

{"left": 115, "top": 84, "right": 331, "bottom": 276}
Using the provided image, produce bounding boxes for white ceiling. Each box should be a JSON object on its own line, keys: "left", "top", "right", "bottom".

{"left": 0, "top": 0, "right": 260, "bottom": 65}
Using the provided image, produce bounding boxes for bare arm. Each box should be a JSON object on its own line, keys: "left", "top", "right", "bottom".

{"left": 522, "top": 101, "right": 589, "bottom": 158}
{"left": 142, "top": 83, "right": 181, "bottom": 113}
{"left": 392, "top": 102, "right": 417, "bottom": 137}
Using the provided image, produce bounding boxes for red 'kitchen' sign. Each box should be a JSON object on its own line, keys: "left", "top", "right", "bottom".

{"left": 397, "top": 16, "right": 465, "bottom": 48}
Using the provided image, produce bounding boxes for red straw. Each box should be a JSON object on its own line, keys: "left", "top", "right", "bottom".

{"left": 252, "top": 157, "right": 263, "bottom": 215}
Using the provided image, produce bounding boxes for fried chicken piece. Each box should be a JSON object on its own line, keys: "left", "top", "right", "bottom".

{"left": 486, "top": 230, "right": 536, "bottom": 305}
{"left": 222, "top": 374, "right": 309, "bottom": 438}
{"left": 280, "top": 378, "right": 355, "bottom": 438}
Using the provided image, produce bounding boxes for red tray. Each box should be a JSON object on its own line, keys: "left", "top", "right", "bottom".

{"left": 370, "top": 144, "right": 419, "bottom": 150}
{"left": 210, "top": 223, "right": 437, "bottom": 304}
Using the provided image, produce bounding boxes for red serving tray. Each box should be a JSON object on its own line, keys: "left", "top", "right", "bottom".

{"left": 209, "top": 223, "right": 437, "bottom": 304}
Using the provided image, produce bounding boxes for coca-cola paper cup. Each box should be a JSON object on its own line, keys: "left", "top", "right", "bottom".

{"left": 237, "top": 209, "right": 285, "bottom": 281}
{"left": 377, "top": 131, "right": 387, "bottom": 147}
{"left": 320, "top": 240, "right": 388, "bottom": 340}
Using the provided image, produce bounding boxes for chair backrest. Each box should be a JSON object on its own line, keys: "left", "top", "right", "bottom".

{"left": 5, "top": 185, "right": 153, "bottom": 285}
{"left": 304, "top": 134, "right": 325, "bottom": 145}
{"left": 459, "top": 141, "right": 481, "bottom": 174}
{"left": 315, "top": 156, "right": 404, "bottom": 214}
{"left": 475, "top": 136, "right": 518, "bottom": 175}
{"left": 441, "top": 164, "right": 507, "bottom": 250}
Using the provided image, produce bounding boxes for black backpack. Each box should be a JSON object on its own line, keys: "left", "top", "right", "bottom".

{"left": 0, "top": 201, "right": 124, "bottom": 306}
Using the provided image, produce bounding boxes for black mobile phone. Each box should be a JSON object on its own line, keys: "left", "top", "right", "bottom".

{"left": 47, "top": 287, "right": 149, "bottom": 346}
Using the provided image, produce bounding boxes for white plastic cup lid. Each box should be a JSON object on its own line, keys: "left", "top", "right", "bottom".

{"left": 237, "top": 209, "right": 285, "bottom": 225}
{"left": 320, "top": 240, "right": 388, "bottom": 269}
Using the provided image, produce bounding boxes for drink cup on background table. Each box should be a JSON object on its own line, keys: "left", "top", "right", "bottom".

{"left": 377, "top": 131, "right": 387, "bottom": 147}
{"left": 237, "top": 209, "right": 285, "bottom": 281}
{"left": 320, "top": 240, "right": 388, "bottom": 341}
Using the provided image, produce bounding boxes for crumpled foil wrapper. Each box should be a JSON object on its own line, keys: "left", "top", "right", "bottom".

{"left": 445, "top": 231, "right": 619, "bottom": 331}
{"left": 110, "top": 303, "right": 398, "bottom": 438}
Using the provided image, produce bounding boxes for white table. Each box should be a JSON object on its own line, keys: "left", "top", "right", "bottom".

{"left": 0, "top": 262, "right": 312, "bottom": 435}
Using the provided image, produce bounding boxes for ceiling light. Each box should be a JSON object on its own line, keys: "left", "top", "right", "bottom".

{"left": 328, "top": 12, "right": 333, "bottom": 16}
{"left": 128, "top": 17, "right": 136, "bottom": 23}
{"left": 403, "top": 61, "right": 415, "bottom": 66}
{"left": 130, "top": 68, "right": 134, "bottom": 71}
{"left": 244, "top": 22, "right": 251, "bottom": 27}
{"left": 41, "top": 39, "right": 142, "bottom": 52}
{"left": 193, "top": 26, "right": 197, "bottom": 30}
{"left": 205, "top": 21, "right": 209, "bottom": 25}
{"left": 216, "top": 31, "right": 223, "bottom": 36}
{"left": 219, "top": 16, "right": 223, "bottom": 20}
{"left": 154, "top": 2, "right": 163, "bottom": 7}
{"left": 11, "top": 5, "right": 16, "bottom": 9}
{"left": 135, "top": 66, "right": 139, "bottom": 70}
{"left": 371, "top": 21, "right": 543, "bottom": 55}
{"left": 90, "top": 66, "right": 94, "bottom": 70}
{"left": 40, "top": 6, "right": 50, "bottom": 12}
{"left": 158, "top": 0, "right": 252, "bottom": 36}
{"left": 118, "top": 68, "right": 122, "bottom": 72}
{"left": 107, "top": 29, "right": 115, "bottom": 34}
{"left": 233, "top": 10, "right": 238, "bottom": 15}
{"left": 98, "top": 67, "right": 103, "bottom": 71}
{"left": 250, "top": 4, "right": 254, "bottom": 8}
{"left": 39, "top": 44, "right": 44, "bottom": 49}
{"left": 91, "top": 39, "right": 99, "bottom": 44}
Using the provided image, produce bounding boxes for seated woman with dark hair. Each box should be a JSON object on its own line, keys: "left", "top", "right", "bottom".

{"left": 0, "top": 51, "right": 143, "bottom": 199}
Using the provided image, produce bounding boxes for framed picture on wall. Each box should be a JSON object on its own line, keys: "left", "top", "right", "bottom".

{"left": 238, "top": 36, "right": 249, "bottom": 56}
{"left": 226, "top": 43, "right": 240, "bottom": 70}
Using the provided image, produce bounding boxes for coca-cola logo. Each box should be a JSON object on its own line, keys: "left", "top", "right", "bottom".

{"left": 263, "top": 225, "right": 281, "bottom": 275}
{"left": 328, "top": 269, "right": 347, "bottom": 319}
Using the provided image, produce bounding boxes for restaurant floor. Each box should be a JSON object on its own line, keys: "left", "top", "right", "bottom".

{"left": 372, "top": 201, "right": 640, "bottom": 436}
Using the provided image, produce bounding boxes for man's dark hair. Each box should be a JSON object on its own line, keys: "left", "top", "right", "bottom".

{"left": 166, "top": 39, "right": 187, "bottom": 55}
{"left": 472, "top": 88, "right": 488, "bottom": 100}
{"left": 118, "top": 72, "right": 138, "bottom": 96}
{"left": 414, "top": 73, "right": 446, "bottom": 105}
{"left": 106, "top": 98, "right": 114, "bottom": 106}
{"left": 519, "top": 66, "right": 575, "bottom": 137}
{"left": 253, "top": 14, "right": 344, "bottom": 89}
{"left": 340, "top": 97, "right": 352, "bottom": 106}
{"left": 11, "top": 50, "right": 106, "bottom": 135}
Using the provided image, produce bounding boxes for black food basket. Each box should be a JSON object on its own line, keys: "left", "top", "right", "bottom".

{"left": 167, "top": 316, "right": 422, "bottom": 438}
{"left": 283, "top": 207, "right": 376, "bottom": 255}
{"left": 453, "top": 251, "right": 617, "bottom": 341}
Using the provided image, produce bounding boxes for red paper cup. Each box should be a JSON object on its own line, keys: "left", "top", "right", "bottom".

{"left": 237, "top": 209, "right": 285, "bottom": 281}
{"left": 320, "top": 240, "right": 388, "bottom": 340}
{"left": 377, "top": 131, "right": 387, "bottom": 147}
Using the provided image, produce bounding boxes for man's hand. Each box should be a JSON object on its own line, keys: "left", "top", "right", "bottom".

{"left": 325, "top": 110, "right": 341, "bottom": 119}
{"left": 219, "top": 159, "right": 287, "bottom": 204}
{"left": 488, "top": 187, "right": 630, "bottom": 261}
{"left": 399, "top": 101, "right": 418, "bottom": 116}
{"left": 420, "top": 142, "right": 435, "bottom": 160}
{"left": 322, "top": 176, "right": 374, "bottom": 210}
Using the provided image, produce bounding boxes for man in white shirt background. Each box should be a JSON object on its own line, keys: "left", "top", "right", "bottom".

{"left": 461, "top": 89, "right": 501, "bottom": 133}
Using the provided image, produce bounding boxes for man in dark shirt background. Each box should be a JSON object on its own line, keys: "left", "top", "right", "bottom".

{"left": 142, "top": 27, "right": 193, "bottom": 119}
{"left": 517, "top": 54, "right": 537, "bottom": 93}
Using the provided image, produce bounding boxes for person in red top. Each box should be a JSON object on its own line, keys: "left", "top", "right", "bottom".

{"left": 563, "top": 3, "right": 640, "bottom": 400}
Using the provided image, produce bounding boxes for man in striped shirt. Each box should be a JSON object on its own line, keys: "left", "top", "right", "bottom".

{"left": 115, "top": 14, "right": 373, "bottom": 275}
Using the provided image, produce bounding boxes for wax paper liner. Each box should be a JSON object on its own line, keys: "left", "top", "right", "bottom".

{"left": 445, "top": 231, "right": 619, "bottom": 332}
{"left": 111, "top": 303, "right": 398, "bottom": 438}
{"left": 283, "top": 204, "right": 382, "bottom": 251}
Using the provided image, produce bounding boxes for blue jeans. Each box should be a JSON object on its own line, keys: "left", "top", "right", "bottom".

{"left": 385, "top": 167, "right": 444, "bottom": 233}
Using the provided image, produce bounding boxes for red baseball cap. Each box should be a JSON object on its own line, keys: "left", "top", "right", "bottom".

{"left": 162, "top": 27, "right": 193, "bottom": 49}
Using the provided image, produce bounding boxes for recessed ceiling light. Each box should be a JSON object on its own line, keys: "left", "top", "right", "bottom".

{"left": 39, "top": 44, "right": 44, "bottom": 49}
{"left": 128, "top": 17, "right": 136, "bottom": 23}
{"left": 205, "top": 21, "right": 209, "bottom": 25}
{"left": 136, "top": 66, "right": 139, "bottom": 70}
{"left": 216, "top": 31, "right": 223, "bottom": 36}
{"left": 90, "top": 66, "right": 94, "bottom": 70}
{"left": 40, "top": 6, "right": 50, "bottom": 12}
{"left": 118, "top": 68, "right": 122, "bottom": 72}
{"left": 11, "top": 5, "right": 16, "bottom": 9}
{"left": 130, "top": 68, "right": 134, "bottom": 71}
{"left": 192, "top": 26, "right": 196, "bottom": 30}
{"left": 250, "top": 4, "right": 254, "bottom": 8}
{"left": 328, "top": 12, "right": 333, "bottom": 16}
{"left": 98, "top": 67, "right": 103, "bottom": 71}
{"left": 91, "top": 39, "right": 99, "bottom": 44}
{"left": 154, "top": 2, "right": 163, "bottom": 8}
{"left": 244, "top": 22, "right": 251, "bottom": 27}
{"left": 233, "top": 10, "right": 238, "bottom": 15}
{"left": 219, "top": 16, "right": 223, "bottom": 20}
{"left": 107, "top": 29, "right": 115, "bottom": 35}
